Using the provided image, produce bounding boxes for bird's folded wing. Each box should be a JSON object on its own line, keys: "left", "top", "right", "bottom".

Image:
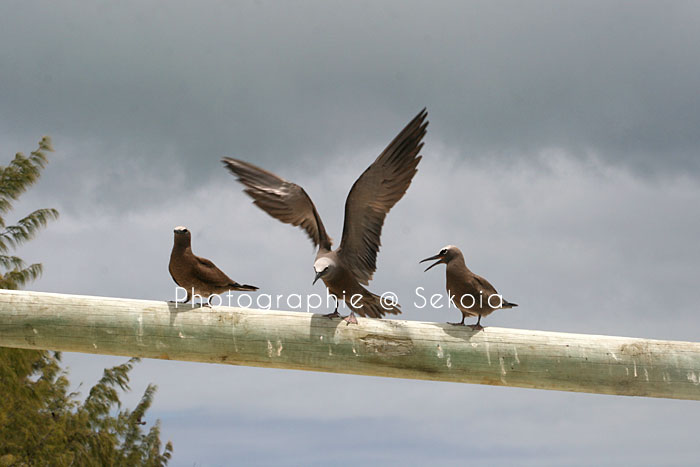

{"left": 472, "top": 274, "right": 499, "bottom": 297}
{"left": 193, "top": 256, "right": 236, "bottom": 288}
{"left": 222, "top": 158, "right": 332, "bottom": 250}
{"left": 337, "top": 109, "right": 428, "bottom": 285}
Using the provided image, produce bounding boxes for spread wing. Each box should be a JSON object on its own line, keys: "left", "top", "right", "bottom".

{"left": 337, "top": 109, "right": 428, "bottom": 285}
{"left": 222, "top": 158, "right": 332, "bottom": 250}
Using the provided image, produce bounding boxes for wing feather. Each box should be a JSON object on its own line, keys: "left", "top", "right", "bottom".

{"left": 193, "top": 256, "right": 258, "bottom": 291}
{"left": 222, "top": 158, "right": 332, "bottom": 250}
{"left": 192, "top": 256, "right": 234, "bottom": 287}
{"left": 337, "top": 109, "right": 428, "bottom": 284}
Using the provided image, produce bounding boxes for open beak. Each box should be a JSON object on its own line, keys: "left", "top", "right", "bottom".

{"left": 420, "top": 253, "right": 445, "bottom": 272}
{"left": 312, "top": 270, "right": 323, "bottom": 285}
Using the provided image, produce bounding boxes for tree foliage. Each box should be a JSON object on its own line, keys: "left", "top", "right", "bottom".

{"left": 0, "top": 136, "right": 58, "bottom": 290}
{"left": 0, "top": 138, "right": 173, "bottom": 466}
{"left": 0, "top": 352, "right": 173, "bottom": 466}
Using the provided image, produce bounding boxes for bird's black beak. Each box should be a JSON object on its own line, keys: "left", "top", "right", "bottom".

{"left": 312, "top": 270, "right": 323, "bottom": 285}
{"left": 420, "top": 253, "right": 445, "bottom": 272}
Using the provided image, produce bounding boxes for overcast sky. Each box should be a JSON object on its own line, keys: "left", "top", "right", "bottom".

{"left": 2, "top": 1, "right": 700, "bottom": 465}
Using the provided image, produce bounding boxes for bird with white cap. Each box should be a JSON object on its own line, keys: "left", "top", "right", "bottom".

{"left": 223, "top": 109, "right": 428, "bottom": 324}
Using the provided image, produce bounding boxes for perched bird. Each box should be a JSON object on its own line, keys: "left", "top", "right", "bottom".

{"left": 421, "top": 245, "right": 517, "bottom": 330}
{"left": 169, "top": 226, "right": 258, "bottom": 304}
{"left": 223, "top": 109, "right": 428, "bottom": 324}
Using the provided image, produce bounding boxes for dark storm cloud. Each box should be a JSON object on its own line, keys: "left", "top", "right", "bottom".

{"left": 1, "top": 0, "right": 700, "bottom": 200}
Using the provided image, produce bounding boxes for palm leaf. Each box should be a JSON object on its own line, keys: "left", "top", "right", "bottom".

{"left": 0, "top": 263, "right": 43, "bottom": 290}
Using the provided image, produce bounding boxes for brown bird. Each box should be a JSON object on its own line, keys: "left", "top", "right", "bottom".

{"left": 223, "top": 109, "right": 428, "bottom": 324}
{"left": 169, "top": 226, "right": 258, "bottom": 304}
{"left": 421, "top": 245, "right": 517, "bottom": 330}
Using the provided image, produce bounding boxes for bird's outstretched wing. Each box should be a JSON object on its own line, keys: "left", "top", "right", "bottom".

{"left": 337, "top": 109, "right": 428, "bottom": 285}
{"left": 194, "top": 256, "right": 258, "bottom": 291}
{"left": 222, "top": 158, "right": 332, "bottom": 250}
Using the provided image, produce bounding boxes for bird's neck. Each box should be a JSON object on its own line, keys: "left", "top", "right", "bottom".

{"left": 172, "top": 241, "right": 192, "bottom": 254}
{"left": 448, "top": 255, "right": 470, "bottom": 273}
{"left": 317, "top": 246, "right": 333, "bottom": 256}
{"left": 316, "top": 248, "right": 335, "bottom": 261}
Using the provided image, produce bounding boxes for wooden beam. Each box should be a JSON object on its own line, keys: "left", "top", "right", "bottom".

{"left": 1, "top": 290, "right": 699, "bottom": 400}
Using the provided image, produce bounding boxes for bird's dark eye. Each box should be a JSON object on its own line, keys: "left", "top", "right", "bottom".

{"left": 324, "top": 266, "right": 329, "bottom": 272}
{"left": 440, "top": 249, "right": 447, "bottom": 255}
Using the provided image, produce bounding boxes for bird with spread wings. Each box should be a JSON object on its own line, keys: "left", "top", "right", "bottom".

{"left": 223, "top": 109, "right": 428, "bottom": 323}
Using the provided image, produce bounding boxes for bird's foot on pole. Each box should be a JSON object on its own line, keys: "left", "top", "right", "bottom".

{"left": 448, "top": 321, "right": 465, "bottom": 326}
{"left": 343, "top": 312, "right": 358, "bottom": 325}
{"left": 468, "top": 317, "right": 483, "bottom": 331}
{"left": 323, "top": 310, "right": 342, "bottom": 319}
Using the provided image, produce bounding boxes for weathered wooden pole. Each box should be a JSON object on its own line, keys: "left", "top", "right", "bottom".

{"left": 1, "top": 290, "right": 699, "bottom": 400}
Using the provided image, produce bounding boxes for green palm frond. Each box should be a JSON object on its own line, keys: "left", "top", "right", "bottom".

{"left": 144, "top": 420, "right": 173, "bottom": 466}
{"left": 30, "top": 136, "right": 53, "bottom": 167}
{"left": 122, "top": 383, "right": 158, "bottom": 463}
{"left": 0, "top": 263, "right": 43, "bottom": 290}
{"left": 0, "top": 200, "right": 11, "bottom": 216}
{"left": 0, "top": 155, "right": 39, "bottom": 206}
{"left": 0, "top": 255, "right": 26, "bottom": 270}
{"left": 83, "top": 358, "right": 139, "bottom": 423}
{"left": 0, "top": 137, "right": 53, "bottom": 214}
{"left": 19, "top": 208, "right": 60, "bottom": 230}
{"left": 0, "top": 208, "right": 59, "bottom": 253}
{"left": 0, "top": 138, "right": 58, "bottom": 287}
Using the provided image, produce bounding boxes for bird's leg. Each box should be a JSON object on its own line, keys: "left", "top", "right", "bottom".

{"left": 323, "top": 297, "right": 342, "bottom": 319}
{"left": 169, "top": 291, "right": 191, "bottom": 305}
{"left": 448, "top": 314, "right": 466, "bottom": 326}
{"left": 468, "top": 315, "right": 484, "bottom": 331}
{"left": 343, "top": 311, "right": 358, "bottom": 325}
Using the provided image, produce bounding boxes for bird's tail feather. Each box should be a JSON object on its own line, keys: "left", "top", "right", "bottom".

{"left": 502, "top": 300, "right": 518, "bottom": 308}
{"left": 230, "top": 283, "right": 259, "bottom": 292}
{"left": 353, "top": 290, "right": 401, "bottom": 318}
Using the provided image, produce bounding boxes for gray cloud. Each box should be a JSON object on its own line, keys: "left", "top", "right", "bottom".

{"left": 3, "top": 1, "right": 700, "bottom": 464}
{"left": 2, "top": 0, "right": 700, "bottom": 202}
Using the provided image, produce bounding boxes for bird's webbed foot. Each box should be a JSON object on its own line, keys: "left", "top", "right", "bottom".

{"left": 343, "top": 312, "right": 358, "bottom": 325}
{"left": 468, "top": 316, "right": 484, "bottom": 331}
